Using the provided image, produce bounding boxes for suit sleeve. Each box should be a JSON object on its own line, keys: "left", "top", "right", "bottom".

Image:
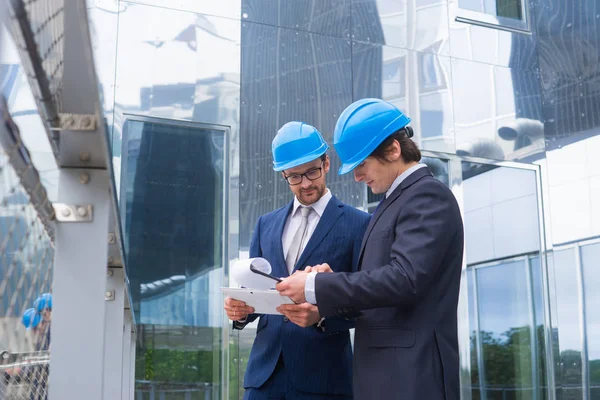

{"left": 315, "top": 185, "right": 460, "bottom": 316}
{"left": 233, "top": 216, "right": 262, "bottom": 330}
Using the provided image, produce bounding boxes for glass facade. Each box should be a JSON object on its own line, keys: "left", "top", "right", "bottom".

{"left": 85, "top": 0, "right": 600, "bottom": 398}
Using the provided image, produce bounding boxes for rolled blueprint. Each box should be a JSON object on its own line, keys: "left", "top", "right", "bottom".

{"left": 230, "top": 257, "right": 278, "bottom": 290}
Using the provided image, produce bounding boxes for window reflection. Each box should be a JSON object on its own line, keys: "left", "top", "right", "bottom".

{"left": 458, "top": 0, "right": 524, "bottom": 20}
{"left": 469, "top": 256, "right": 546, "bottom": 399}
{"left": 120, "top": 117, "right": 226, "bottom": 399}
{"left": 463, "top": 161, "right": 546, "bottom": 399}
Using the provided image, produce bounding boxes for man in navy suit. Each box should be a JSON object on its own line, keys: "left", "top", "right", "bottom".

{"left": 224, "top": 121, "right": 370, "bottom": 400}
{"left": 277, "top": 99, "right": 464, "bottom": 399}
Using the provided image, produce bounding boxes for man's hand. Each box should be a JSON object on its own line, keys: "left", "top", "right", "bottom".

{"left": 277, "top": 303, "right": 321, "bottom": 327}
{"left": 304, "top": 263, "right": 333, "bottom": 273}
{"left": 224, "top": 297, "right": 255, "bottom": 321}
{"left": 276, "top": 271, "right": 308, "bottom": 303}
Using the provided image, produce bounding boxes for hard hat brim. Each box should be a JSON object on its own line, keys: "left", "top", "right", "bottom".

{"left": 338, "top": 158, "right": 364, "bottom": 175}
{"left": 272, "top": 143, "right": 328, "bottom": 172}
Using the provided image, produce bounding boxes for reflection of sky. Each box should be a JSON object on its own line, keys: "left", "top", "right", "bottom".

{"left": 464, "top": 165, "right": 540, "bottom": 265}
{"left": 476, "top": 260, "right": 531, "bottom": 338}
{"left": 582, "top": 243, "right": 600, "bottom": 360}
{"left": 545, "top": 135, "right": 600, "bottom": 244}
{"left": 111, "top": 4, "right": 241, "bottom": 108}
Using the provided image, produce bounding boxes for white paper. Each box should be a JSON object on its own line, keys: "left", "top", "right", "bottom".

{"left": 221, "top": 287, "right": 294, "bottom": 315}
{"left": 230, "top": 257, "right": 279, "bottom": 290}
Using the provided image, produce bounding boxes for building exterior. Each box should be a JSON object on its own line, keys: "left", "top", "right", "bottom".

{"left": 80, "top": 0, "right": 600, "bottom": 398}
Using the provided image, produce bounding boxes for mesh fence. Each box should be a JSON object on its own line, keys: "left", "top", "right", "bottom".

{"left": 0, "top": 99, "right": 54, "bottom": 399}
{"left": 7, "top": 0, "right": 65, "bottom": 157}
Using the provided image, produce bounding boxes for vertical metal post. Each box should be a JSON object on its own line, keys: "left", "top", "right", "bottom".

{"left": 534, "top": 162, "right": 556, "bottom": 400}
{"left": 448, "top": 158, "right": 473, "bottom": 400}
{"left": 130, "top": 331, "right": 136, "bottom": 400}
{"left": 473, "top": 269, "right": 487, "bottom": 400}
{"left": 526, "top": 256, "right": 539, "bottom": 400}
{"left": 104, "top": 267, "right": 126, "bottom": 399}
{"left": 49, "top": 169, "right": 111, "bottom": 400}
{"left": 121, "top": 310, "right": 134, "bottom": 400}
{"left": 575, "top": 245, "right": 589, "bottom": 400}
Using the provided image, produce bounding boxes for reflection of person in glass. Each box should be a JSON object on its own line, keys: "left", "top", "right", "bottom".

{"left": 277, "top": 99, "right": 465, "bottom": 400}
{"left": 32, "top": 294, "right": 52, "bottom": 351}
{"left": 224, "top": 121, "right": 370, "bottom": 399}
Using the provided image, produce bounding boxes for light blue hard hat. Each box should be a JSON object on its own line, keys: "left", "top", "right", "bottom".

{"left": 34, "top": 293, "right": 52, "bottom": 312}
{"left": 272, "top": 121, "right": 329, "bottom": 171}
{"left": 22, "top": 308, "right": 41, "bottom": 329}
{"left": 333, "top": 98, "right": 411, "bottom": 175}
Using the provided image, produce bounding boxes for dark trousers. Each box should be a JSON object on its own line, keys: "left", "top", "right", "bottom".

{"left": 243, "top": 356, "right": 352, "bottom": 400}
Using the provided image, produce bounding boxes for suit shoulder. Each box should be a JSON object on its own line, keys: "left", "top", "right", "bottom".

{"left": 414, "top": 175, "right": 456, "bottom": 200}
{"left": 340, "top": 202, "right": 370, "bottom": 223}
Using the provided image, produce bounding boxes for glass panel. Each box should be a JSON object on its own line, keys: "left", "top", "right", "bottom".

{"left": 352, "top": 42, "right": 456, "bottom": 154}
{"left": 350, "top": 0, "right": 450, "bottom": 55}
{"left": 476, "top": 260, "right": 533, "bottom": 399}
{"left": 581, "top": 242, "right": 600, "bottom": 400}
{"left": 463, "top": 163, "right": 540, "bottom": 264}
{"left": 452, "top": 59, "right": 543, "bottom": 162}
{"left": 462, "top": 161, "right": 546, "bottom": 399}
{"left": 120, "top": 117, "right": 226, "bottom": 399}
{"left": 553, "top": 248, "right": 584, "bottom": 400}
{"left": 458, "top": 0, "right": 523, "bottom": 20}
{"left": 497, "top": 0, "right": 523, "bottom": 20}
{"left": 241, "top": 0, "right": 351, "bottom": 38}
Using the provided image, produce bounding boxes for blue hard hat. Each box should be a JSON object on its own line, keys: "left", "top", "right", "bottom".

{"left": 34, "top": 293, "right": 52, "bottom": 312}
{"left": 272, "top": 121, "right": 329, "bottom": 171}
{"left": 333, "top": 98, "right": 411, "bottom": 175}
{"left": 22, "top": 308, "right": 41, "bottom": 329}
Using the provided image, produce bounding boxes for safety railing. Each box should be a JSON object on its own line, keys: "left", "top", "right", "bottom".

{"left": 1, "top": 350, "right": 50, "bottom": 400}
{"left": 6, "top": 0, "right": 65, "bottom": 159}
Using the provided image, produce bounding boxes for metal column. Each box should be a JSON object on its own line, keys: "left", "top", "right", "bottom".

{"left": 104, "top": 267, "right": 126, "bottom": 399}
{"left": 49, "top": 169, "right": 111, "bottom": 400}
{"left": 122, "top": 312, "right": 135, "bottom": 400}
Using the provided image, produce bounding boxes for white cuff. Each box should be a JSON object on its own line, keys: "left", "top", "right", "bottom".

{"left": 305, "top": 271, "right": 318, "bottom": 305}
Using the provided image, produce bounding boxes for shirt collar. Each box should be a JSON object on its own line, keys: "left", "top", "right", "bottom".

{"left": 385, "top": 164, "right": 427, "bottom": 198}
{"left": 293, "top": 189, "right": 332, "bottom": 217}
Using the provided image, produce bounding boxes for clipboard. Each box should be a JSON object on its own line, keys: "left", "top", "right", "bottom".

{"left": 221, "top": 287, "right": 294, "bottom": 315}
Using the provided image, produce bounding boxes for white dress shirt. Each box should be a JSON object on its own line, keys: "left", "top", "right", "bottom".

{"left": 282, "top": 189, "right": 332, "bottom": 274}
{"left": 305, "top": 164, "right": 427, "bottom": 304}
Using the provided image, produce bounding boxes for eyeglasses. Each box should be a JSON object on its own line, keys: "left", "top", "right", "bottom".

{"left": 283, "top": 163, "right": 323, "bottom": 186}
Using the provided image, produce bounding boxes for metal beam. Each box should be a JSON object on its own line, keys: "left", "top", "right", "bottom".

{"left": 48, "top": 169, "right": 110, "bottom": 400}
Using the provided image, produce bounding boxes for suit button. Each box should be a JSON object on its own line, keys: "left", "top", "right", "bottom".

{"left": 283, "top": 317, "right": 289, "bottom": 323}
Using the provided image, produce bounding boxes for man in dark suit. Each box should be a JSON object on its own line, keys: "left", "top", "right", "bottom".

{"left": 224, "top": 121, "right": 370, "bottom": 400}
{"left": 277, "top": 99, "right": 464, "bottom": 399}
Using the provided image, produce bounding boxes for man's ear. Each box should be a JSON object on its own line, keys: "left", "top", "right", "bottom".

{"left": 323, "top": 155, "right": 331, "bottom": 173}
{"left": 390, "top": 140, "right": 402, "bottom": 162}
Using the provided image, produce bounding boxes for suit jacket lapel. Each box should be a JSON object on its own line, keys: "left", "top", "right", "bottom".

{"left": 357, "top": 166, "right": 433, "bottom": 268}
{"left": 272, "top": 202, "right": 293, "bottom": 278}
{"left": 293, "top": 196, "right": 344, "bottom": 273}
